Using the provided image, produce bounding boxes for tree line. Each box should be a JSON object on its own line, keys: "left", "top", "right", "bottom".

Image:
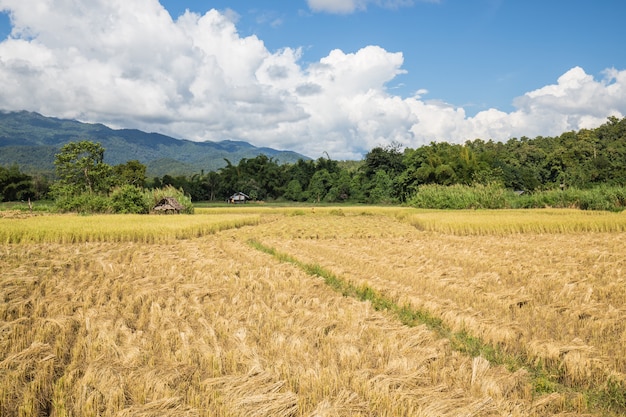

{"left": 144, "top": 116, "right": 626, "bottom": 204}
{"left": 1, "top": 116, "right": 625, "bottom": 210}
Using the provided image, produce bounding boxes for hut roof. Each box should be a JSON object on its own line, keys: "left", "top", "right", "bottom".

{"left": 154, "top": 197, "right": 185, "bottom": 212}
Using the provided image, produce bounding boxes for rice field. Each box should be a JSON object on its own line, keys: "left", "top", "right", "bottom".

{"left": 0, "top": 211, "right": 263, "bottom": 243}
{"left": 1, "top": 207, "right": 624, "bottom": 416}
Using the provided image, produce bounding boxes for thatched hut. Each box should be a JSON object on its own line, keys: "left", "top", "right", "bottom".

{"left": 153, "top": 197, "right": 185, "bottom": 214}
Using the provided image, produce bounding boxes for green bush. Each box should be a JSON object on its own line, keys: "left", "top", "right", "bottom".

{"left": 110, "top": 185, "right": 151, "bottom": 214}
{"left": 54, "top": 192, "right": 111, "bottom": 214}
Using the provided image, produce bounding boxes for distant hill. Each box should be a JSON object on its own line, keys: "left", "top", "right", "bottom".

{"left": 0, "top": 111, "right": 309, "bottom": 177}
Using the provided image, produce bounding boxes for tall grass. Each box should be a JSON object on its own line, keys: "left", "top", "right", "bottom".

{"left": 409, "top": 183, "right": 513, "bottom": 209}
{"left": 514, "top": 185, "right": 626, "bottom": 211}
{"left": 409, "top": 183, "right": 626, "bottom": 212}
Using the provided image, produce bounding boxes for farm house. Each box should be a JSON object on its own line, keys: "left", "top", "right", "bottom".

{"left": 229, "top": 192, "right": 250, "bottom": 204}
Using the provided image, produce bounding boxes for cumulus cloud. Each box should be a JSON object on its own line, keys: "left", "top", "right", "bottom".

{"left": 0, "top": 0, "right": 624, "bottom": 160}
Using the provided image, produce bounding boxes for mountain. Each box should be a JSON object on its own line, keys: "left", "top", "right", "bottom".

{"left": 0, "top": 111, "right": 309, "bottom": 177}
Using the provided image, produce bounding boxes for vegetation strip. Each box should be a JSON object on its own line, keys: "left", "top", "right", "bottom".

{"left": 247, "top": 238, "right": 626, "bottom": 416}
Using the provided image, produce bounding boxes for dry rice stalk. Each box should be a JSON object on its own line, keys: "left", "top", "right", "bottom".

{"left": 418, "top": 394, "right": 495, "bottom": 417}
{"left": 0, "top": 341, "right": 54, "bottom": 369}
{"left": 531, "top": 392, "right": 566, "bottom": 414}
{"left": 203, "top": 371, "right": 298, "bottom": 417}
{"left": 234, "top": 391, "right": 298, "bottom": 417}
{"left": 471, "top": 356, "right": 491, "bottom": 387}
{"left": 116, "top": 397, "right": 199, "bottom": 417}
{"left": 306, "top": 390, "right": 368, "bottom": 417}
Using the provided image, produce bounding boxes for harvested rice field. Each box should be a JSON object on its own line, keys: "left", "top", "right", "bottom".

{"left": 1, "top": 207, "right": 624, "bottom": 416}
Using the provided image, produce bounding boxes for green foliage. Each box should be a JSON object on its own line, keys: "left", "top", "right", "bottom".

{"left": 112, "top": 160, "right": 147, "bottom": 187}
{"left": 410, "top": 183, "right": 626, "bottom": 212}
{"left": 367, "top": 170, "right": 395, "bottom": 203}
{"left": 0, "top": 164, "right": 34, "bottom": 201}
{"left": 53, "top": 140, "right": 111, "bottom": 195}
{"left": 7, "top": 114, "right": 626, "bottom": 211}
{"left": 54, "top": 192, "right": 111, "bottom": 214}
{"left": 513, "top": 185, "right": 626, "bottom": 211}
{"left": 533, "top": 375, "right": 559, "bottom": 395}
{"left": 47, "top": 141, "right": 189, "bottom": 214}
{"left": 307, "top": 169, "right": 333, "bottom": 203}
{"left": 110, "top": 185, "right": 151, "bottom": 214}
{"left": 362, "top": 143, "right": 405, "bottom": 179}
{"left": 283, "top": 179, "right": 305, "bottom": 201}
{"left": 409, "top": 183, "right": 512, "bottom": 209}
{"left": 599, "top": 375, "right": 626, "bottom": 413}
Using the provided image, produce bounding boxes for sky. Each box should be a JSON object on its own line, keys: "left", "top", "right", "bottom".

{"left": 0, "top": 0, "right": 625, "bottom": 160}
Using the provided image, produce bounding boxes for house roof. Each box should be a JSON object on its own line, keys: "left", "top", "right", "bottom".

{"left": 154, "top": 197, "right": 185, "bottom": 211}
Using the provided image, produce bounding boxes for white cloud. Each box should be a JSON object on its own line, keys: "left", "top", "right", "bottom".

{"left": 0, "top": 1, "right": 624, "bottom": 160}
{"left": 307, "top": 0, "right": 364, "bottom": 14}
{"left": 306, "top": 0, "right": 436, "bottom": 14}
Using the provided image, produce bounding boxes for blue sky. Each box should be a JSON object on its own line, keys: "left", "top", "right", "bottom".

{"left": 0, "top": 0, "right": 625, "bottom": 159}
{"left": 159, "top": 0, "right": 626, "bottom": 114}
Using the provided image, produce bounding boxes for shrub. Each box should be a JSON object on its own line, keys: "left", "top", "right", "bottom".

{"left": 110, "top": 185, "right": 151, "bottom": 214}
{"left": 54, "top": 192, "right": 111, "bottom": 214}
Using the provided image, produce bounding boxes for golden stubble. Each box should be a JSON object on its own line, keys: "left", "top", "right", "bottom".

{"left": 2, "top": 207, "right": 622, "bottom": 416}
{"left": 2, "top": 238, "right": 537, "bottom": 416}
{"left": 242, "top": 212, "right": 625, "bottom": 393}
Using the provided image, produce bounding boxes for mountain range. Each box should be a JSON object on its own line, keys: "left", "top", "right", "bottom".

{"left": 0, "top": 111, "right": 309, "bottom": 177}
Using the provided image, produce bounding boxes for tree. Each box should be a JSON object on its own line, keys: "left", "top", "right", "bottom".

{"left": 53, "top": 141, "right": 111, "bottom": 195}
{"left": 189, "top": 171, "right": 221, "bottom": 201}
{"left": 219, "top": 159, "right": 243, "bottom": 196}
{"left": 113, "top": 160, "right": 147, "bottom": 187}
{"left": 362, "top": 143, "right": 404, "bottom": 180}
{"left": 237, "top": 155, "right": 285, "bottom": 199}
{"left": 368, "top": 170, "right": 394, "bottom": 203}
{"left": 283, "top": 179, "right": 304, "bottom": 201}
{"left": 0, "top": 164, "right": 34, "bottom": 201}
{"left": 307, "top": 169, "right": 333, "bottom": 202}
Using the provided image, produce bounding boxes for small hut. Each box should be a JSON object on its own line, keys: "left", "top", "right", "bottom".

{"left": 153, "top": 197, "right": 185, "bottom": 214}
{"left": 229, "top": 192, "right": 250, "bottom": 204}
